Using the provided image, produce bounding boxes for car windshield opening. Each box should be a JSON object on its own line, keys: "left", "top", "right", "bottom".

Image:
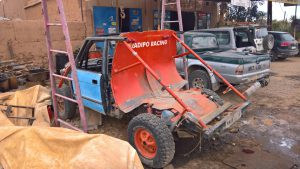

{"left": 210, "top": 31, "right": 230, "bottom": 45}
{"left": 255, "top": 28, "right": 268, "bottom": 38}
{"left": 192, "top": 36, "right": 218, "bottom": 49}
{"left": 280, "top": 33, "right": 295, "bottom": 41}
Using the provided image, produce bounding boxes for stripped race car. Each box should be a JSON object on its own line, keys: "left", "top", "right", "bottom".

{"left": 58, "top": 30, "right": 267, "bottom": 168}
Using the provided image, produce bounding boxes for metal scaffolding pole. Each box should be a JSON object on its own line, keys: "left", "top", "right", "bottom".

{"left": 267, "top": 1, "right": 272, "bottom": 30}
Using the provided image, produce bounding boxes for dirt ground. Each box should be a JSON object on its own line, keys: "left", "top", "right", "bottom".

{"left": 95, "top": 57, "right": 300, "bottom": 169}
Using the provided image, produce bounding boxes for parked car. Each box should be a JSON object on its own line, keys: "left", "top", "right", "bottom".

{"left": 176, "top": 32, "right": 271, "bottom": 90}
{"left": 268, "top": 31, "right": 299, "bottom": 61}
{"left": 195, "top": 25, "right": 274, "bottom": 53}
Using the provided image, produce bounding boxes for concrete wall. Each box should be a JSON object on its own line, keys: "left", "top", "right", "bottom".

{"left": 24, "top": 0, "right": 83, "bottom": 22}
{"left": 0, "top": 20, "right": 86, "bottom": 67}
{"left": 0, "top": 0, "right": 26, "bottom": 19}
{"left": 0, "top": 1, "right": 4, "bottom": 17}
{"left": 0, "top": 0, "right": 82, "bottom": 21}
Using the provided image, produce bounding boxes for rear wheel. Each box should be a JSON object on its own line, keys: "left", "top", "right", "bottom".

{"left": 56, "top": 84, "right": 76, "bottom": 120}
{"left": 128, "top": 113, "right": 175, "bottom": 168}
{"left": 270, "top": 51, "right": 277, "bottom": 62}
{"left": 277, "top": 57, "right": 287, "bottom": 61}
{"left": 189, "top": 69, "right": 212, "bottom": 89}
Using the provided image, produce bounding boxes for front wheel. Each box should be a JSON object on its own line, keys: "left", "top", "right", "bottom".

{"left": 128, "top": 113, "right": 175, "bottom": 168}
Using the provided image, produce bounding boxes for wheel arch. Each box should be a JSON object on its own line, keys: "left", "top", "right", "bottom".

{"left": 188, "top": 64, "right": 210, "bottom": 75}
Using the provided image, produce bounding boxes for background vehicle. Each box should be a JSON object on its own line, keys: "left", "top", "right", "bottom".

{"left": 176, "top": 32, "right": 270, "bottom": 89}
{"left": 268, "top": 31, "right": 299, "bottom": 61}
{"left": 58, "top": 30, "right": 260, "bottom": 168}
{"left": 196, "top": 25, "right": 274, "bottom": 53}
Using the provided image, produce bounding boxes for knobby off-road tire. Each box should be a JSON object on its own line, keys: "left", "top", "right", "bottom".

{"left": 56, "top": 84, "right": 76, "bottom": 120}
{"left": 128, "top": 113, "right": 175, "bottom": 168}
{"left": 189, "top": 69, "right": 212, "bottom": 90}
{"left": 201, "top": 88, "right": 224, "bottom": 106}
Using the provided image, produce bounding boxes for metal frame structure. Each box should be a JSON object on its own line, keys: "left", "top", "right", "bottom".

{"left": 122, "top": 32, "right": 248, "bottom": 129}
{"left": 41, "top": 0, "right": 87, "bottom": 132}
{"left": 0, "top": 103, "right": 36, "bottom": 126}
{"left": 161, "top": 0, "right": 189, "bottom": 88}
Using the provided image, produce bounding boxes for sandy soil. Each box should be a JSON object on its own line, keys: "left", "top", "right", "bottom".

{"left": 92, "top": 57, "right": 300, "bottom": 169}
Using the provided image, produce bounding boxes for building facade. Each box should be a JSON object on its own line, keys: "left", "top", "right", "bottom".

{"left": 0, "top": 0, "right": 221, "bottom": 67}
{"left": 0, "top": 0, "right": 220, "bottom": 36}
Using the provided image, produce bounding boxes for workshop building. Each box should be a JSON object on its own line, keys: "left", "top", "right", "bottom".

{"left": 0, "top": 0, "right": 220, "bottom": 66}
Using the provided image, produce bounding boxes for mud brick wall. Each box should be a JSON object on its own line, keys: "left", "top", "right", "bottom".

{"left": 0, "top": 20, "right": 86, "bottom": 67}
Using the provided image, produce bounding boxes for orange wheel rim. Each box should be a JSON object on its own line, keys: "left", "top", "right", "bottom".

{"left": 134, "top": 128, "right": 157, "bottom": 159}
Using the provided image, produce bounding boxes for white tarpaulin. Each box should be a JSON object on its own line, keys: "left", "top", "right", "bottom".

{"left": 231, "top": 0, "right": 251, "bottom": 8}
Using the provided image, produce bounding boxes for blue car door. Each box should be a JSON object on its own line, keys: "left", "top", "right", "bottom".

{"left": 72, "top": 69, "right": 105, "bottom": 114}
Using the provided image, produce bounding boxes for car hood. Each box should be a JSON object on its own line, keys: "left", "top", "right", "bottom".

{"left": 192, "top": 50, "right": 270, "bottom": 65}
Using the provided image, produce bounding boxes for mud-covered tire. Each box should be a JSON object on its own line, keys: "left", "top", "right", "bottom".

{"left": 189, "top": 69, "right": 212, "bottom": 89}
{"left": 56, "top": 84, "right": 76, "bottom": 120}
{"left": 128, "top": 113, "right": 175, "bottom": 168}
{"left": 201, "top": 88, "right": 224, "bottom": 106}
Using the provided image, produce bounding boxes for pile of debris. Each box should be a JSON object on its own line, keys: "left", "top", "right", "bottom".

{"left": 0, "top": 60, "right": 49, "bottom": 92}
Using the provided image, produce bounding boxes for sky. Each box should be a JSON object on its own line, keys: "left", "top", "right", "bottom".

{"left": 258, "top": 1, "right": 300, "bottom": 21}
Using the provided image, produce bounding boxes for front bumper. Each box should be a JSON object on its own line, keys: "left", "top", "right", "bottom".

{"left": 203, "top": 101, "right": 251, "bottom": 138}
{"left": 180, "top": 78, "right": 268, "bottom": 138}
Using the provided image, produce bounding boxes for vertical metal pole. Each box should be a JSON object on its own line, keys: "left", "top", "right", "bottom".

{"left": 80, "top": 0, "right": 84, "bottom": 22}
{"left": 41, "top": 0, "right": 59, "bottom": 126}
{"left": 161, "top": 0, "right": 166, "bottom": 30}
{"left": 56, "top": 0, "right": 88, "bottom": 132}
{"left": 267, "top": 1, "right": 272, "bottom": 31}
{"left": 194, "top": 0, "right": 197, "bottom": 30}
{"left": 116, "top": 0, "right": 119, "bottom": 33}
{"left": 294, "top": 5, "right": 298, "bottom": 38}
{"left": 176, "top": 0, "right": 189, "bottom": 89}
{"left": 158, "top": 0, "right": 162, "bottom": 30}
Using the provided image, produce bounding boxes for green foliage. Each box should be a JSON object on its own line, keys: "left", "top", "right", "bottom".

{"left": 272, "top": 19, "right": 300, "bottom": 41}
{"left": 272, "top": 20, "right": 292, "bottom": 32}
{"left": 226, "top": 1, "right": 266, "bottom": 23}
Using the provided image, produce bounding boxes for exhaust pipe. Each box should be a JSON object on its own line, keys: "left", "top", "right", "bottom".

{"left": 244, "top": 79, "right": 268, "bottom": 97}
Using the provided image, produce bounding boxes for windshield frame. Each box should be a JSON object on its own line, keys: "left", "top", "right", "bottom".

{"left": 189, "top": 35, "right": 219, "bottom": 50}
{"left": 254, "top": 27, "right": 268, "bottom": 38}
{"left": 279, "top": 33, "right": 295, "bottom": 41}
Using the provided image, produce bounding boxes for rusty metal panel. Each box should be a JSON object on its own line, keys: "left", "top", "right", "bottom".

{"left": 111, "top": 30, "right": 185, "bottom": 112}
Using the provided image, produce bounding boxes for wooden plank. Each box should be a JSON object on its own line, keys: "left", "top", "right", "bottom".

{"left": 24, "top": 0, "right": 41, "bottom": 9}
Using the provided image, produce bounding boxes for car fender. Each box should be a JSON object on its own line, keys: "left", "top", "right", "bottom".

{"left": 187, "top": 60, "right": 220, "bottom": 91}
